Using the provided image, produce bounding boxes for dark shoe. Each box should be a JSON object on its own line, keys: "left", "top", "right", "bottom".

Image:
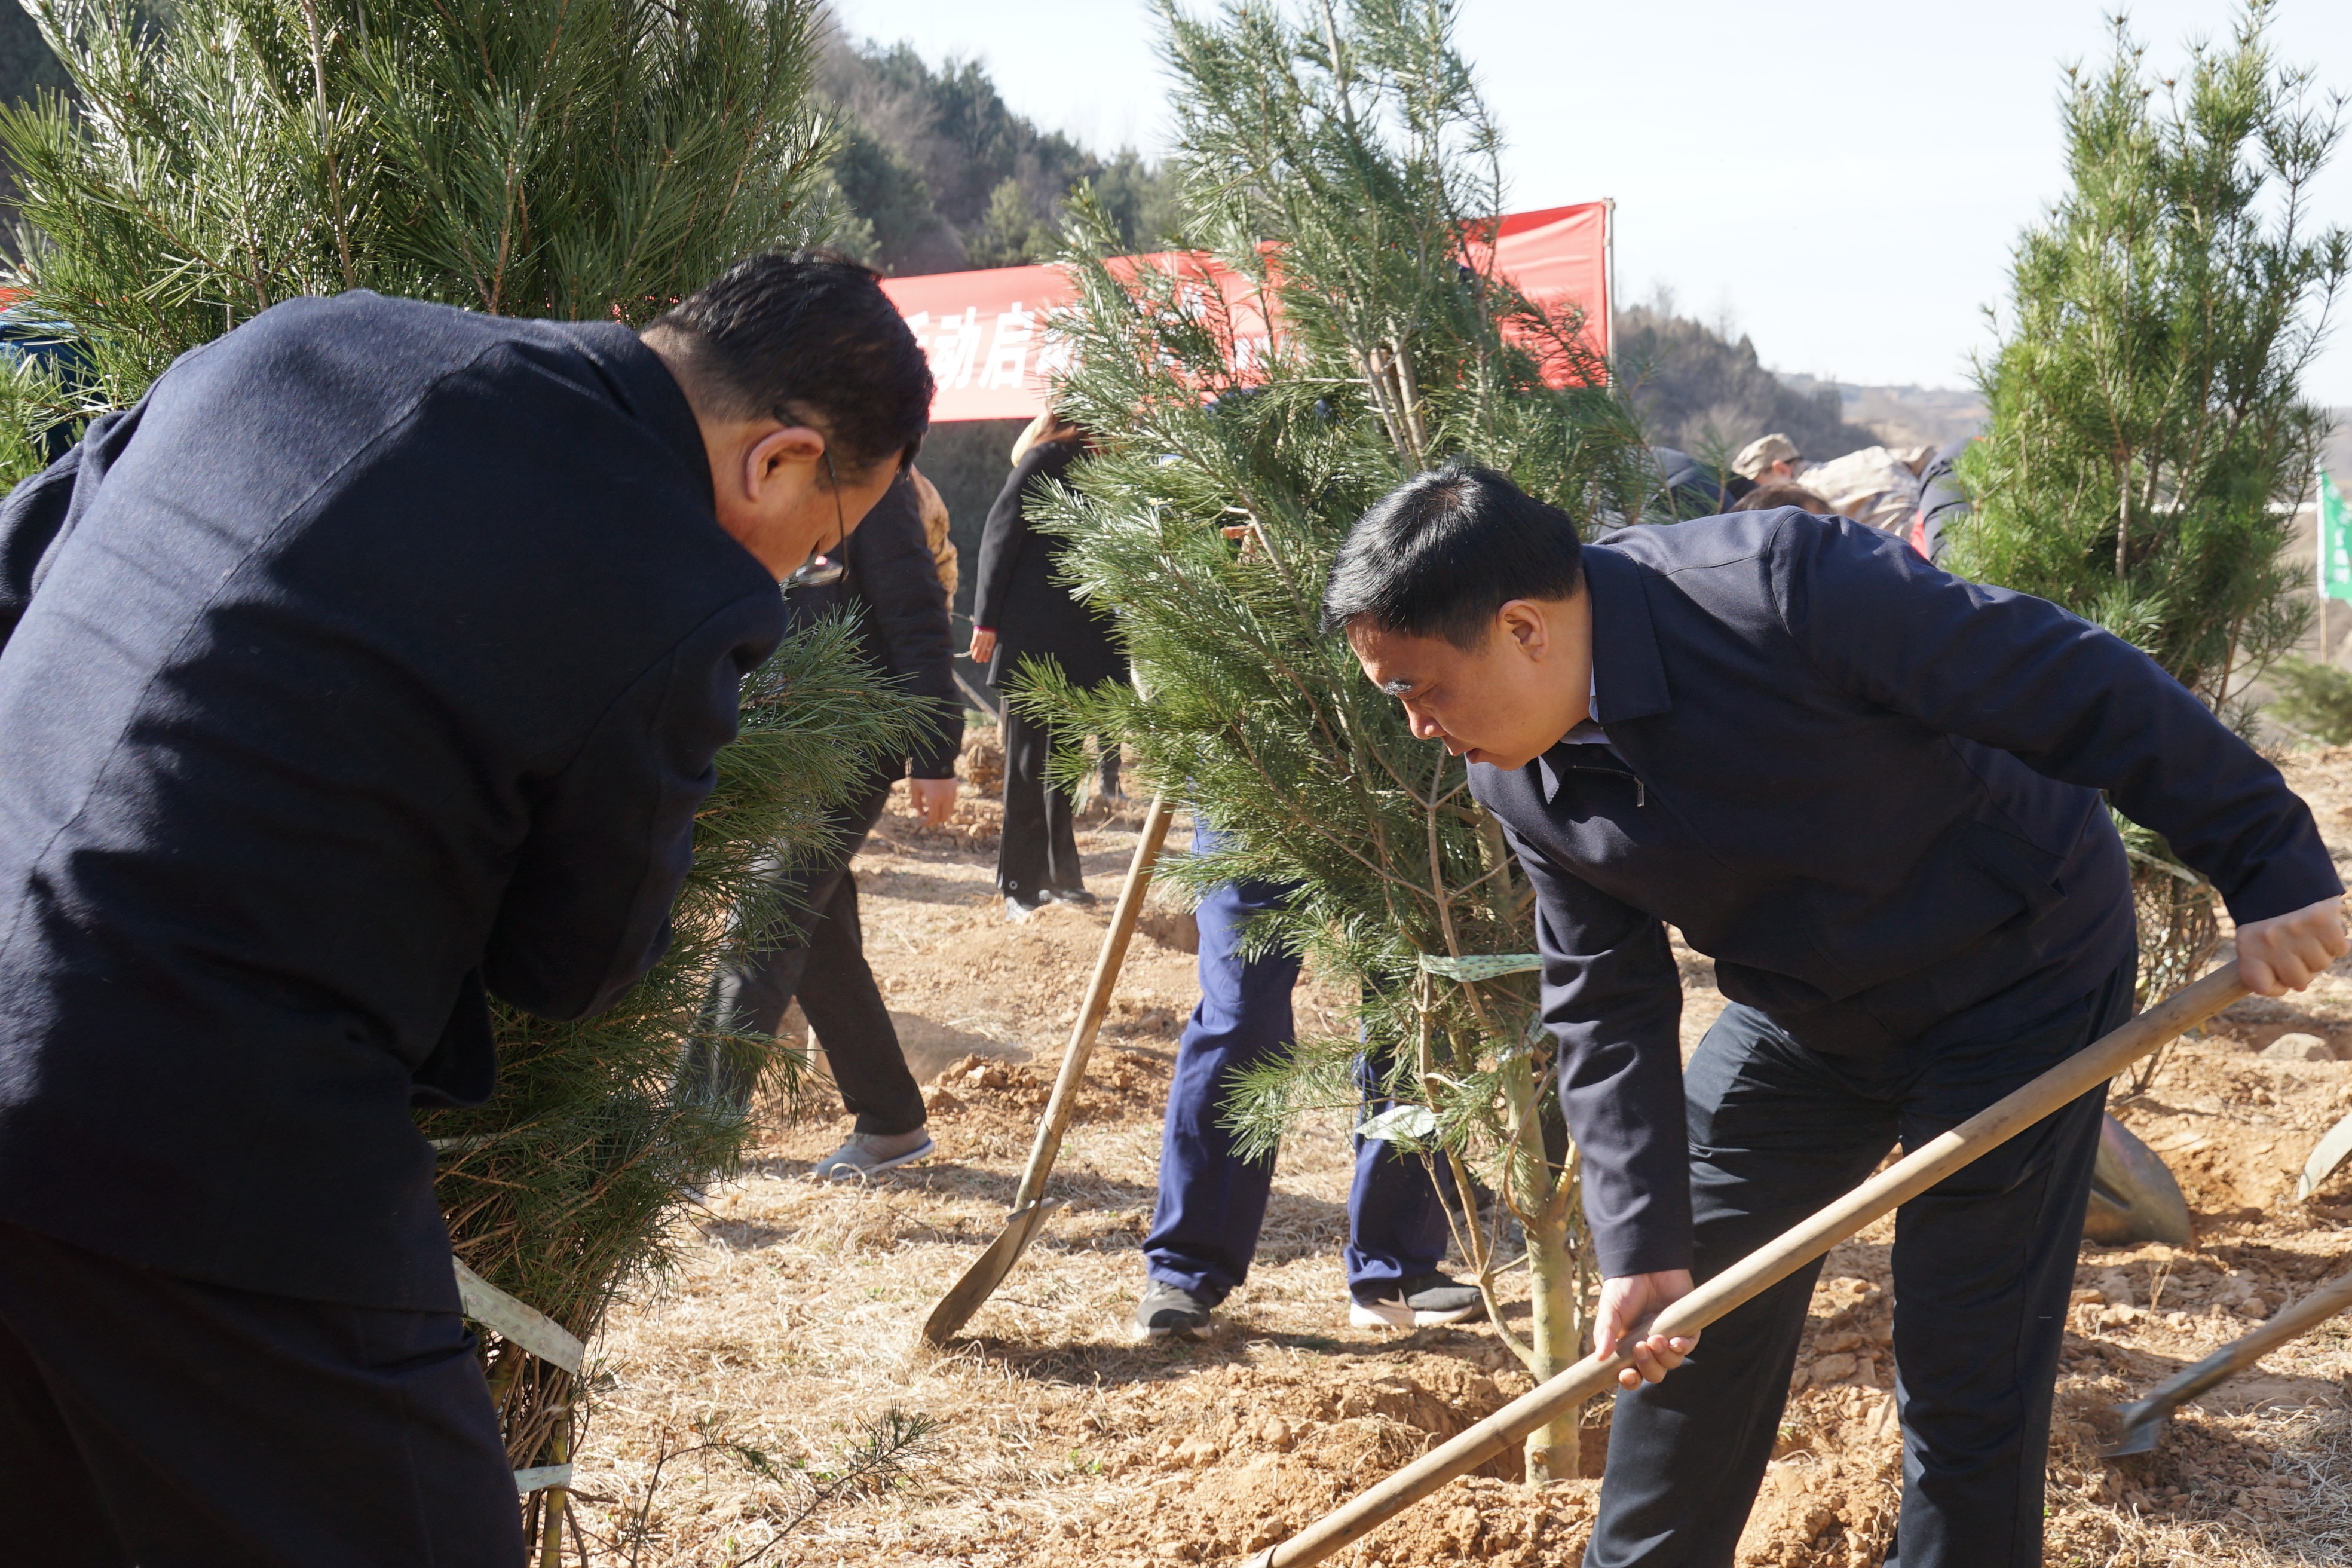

{"left": 1134, "top": 1280, "right": 1215, "bottom": 1339}
{"left": 1045, "top": 886, "right": 1099, "bottom": 906}
{"left": 1350, "top": 1272, "right": 1484, "bottom": 1328}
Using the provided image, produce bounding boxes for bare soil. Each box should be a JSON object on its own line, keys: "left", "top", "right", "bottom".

{"left": 566, "top": 737, "right": 2352, "bottom": 1567}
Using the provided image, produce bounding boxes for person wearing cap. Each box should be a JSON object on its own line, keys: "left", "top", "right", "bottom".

{"left": 1732, "top": 431, "right": 1805, "bottom": 487}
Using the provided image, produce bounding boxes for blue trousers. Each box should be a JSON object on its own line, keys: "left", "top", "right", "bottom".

{"left": 1586, "top": 958, "right": 2130, "bottom": 1568}
{"left": 1142, "top": 828, "right": 1451, "bottom": 1306}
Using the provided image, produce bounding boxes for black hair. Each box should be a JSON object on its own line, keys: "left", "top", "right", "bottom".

{"left": 1322, "top": 463, "right": 1584, "bottom": 647}
{"left": 650, "top": 252, "right": 933, "bottom": 480}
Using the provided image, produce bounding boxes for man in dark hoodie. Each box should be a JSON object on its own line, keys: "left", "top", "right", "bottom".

{"left": 0, "top": 254, "right": 930, "bottom": 1564}
{"left": 1325, "top": 463, "right": 2342, "bottom": 1568}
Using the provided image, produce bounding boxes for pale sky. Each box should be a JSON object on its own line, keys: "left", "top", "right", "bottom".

{"left": 831, "top": 0, "right": 2352, "bottom": 406}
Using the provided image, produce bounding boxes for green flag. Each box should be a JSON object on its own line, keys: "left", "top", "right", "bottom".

{"left": 2324, "top": 471, "right": 2352, "bottom": 604}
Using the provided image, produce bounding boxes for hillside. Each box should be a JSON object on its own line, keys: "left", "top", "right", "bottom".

{"left": 816, "top": 20, "right": 1175, "bottom": 276}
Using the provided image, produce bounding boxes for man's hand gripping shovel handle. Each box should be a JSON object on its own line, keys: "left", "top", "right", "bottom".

{"left": 1239, "top": 966, "right": 2250, "bottom": 1568}
{"left": 920, "top": 794, "right": 1175, "bottom": 1346}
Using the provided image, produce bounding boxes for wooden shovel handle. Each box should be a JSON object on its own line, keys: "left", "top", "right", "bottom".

{"left": 1244, "top": 964, "right": 2250, "bottom": 1568}
{"left": 1010, "top": 794, "right": 1175, "bottom": 1212}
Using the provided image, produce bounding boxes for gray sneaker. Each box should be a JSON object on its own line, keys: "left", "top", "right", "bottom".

{"left": 811, "top": 1129, "right": 935, "bottom": 1181}
{"left": 1134, "top": 1280, "right": 1215, "bottom": 1339}
{"left": 1349, "top": 1272, "right": 1485, "bottom": 1328}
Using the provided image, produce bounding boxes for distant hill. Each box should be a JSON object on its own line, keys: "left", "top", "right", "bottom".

{"left": 0, "top": 7, "right": 64, "bottom": 108}
{"left": 816, "top": 22, "right": 1176, "bottom": 277}
{"left": 1612, "top": 304, "right": 1883, "bottom": 467}
{"left": 0, "top": 4, "right": 68, "bottom": 241}
{"left": 1777, "top": 376, "right": 1987, "bottom": 454}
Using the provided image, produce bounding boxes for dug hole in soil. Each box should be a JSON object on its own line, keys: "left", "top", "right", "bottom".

{"left": 571, "top": 732, "right": 2352, "bottom": 1567}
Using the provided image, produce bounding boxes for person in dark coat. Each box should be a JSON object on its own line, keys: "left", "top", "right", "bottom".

{"left": 1907, "top": 436, "right": 1972, "bottom": 563}
{"left": 968, "top": 412, "right": 1128, "bottom": 918}
{"left": 1327, "top": 464, "right": 2345, "bottom": 1568}
{"left": 684, "top": 467, "right": 964, "bottom": 1181}
{"left": 1651, "top": 445, "right": 1749, "bottom": 517}
{"left": 0, "top": 255, "right": 930, "bottom": 1564}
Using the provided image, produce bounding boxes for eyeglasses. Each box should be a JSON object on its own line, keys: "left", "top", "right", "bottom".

{"left": 783, "top": 449, "right": 849, "bottom": 589}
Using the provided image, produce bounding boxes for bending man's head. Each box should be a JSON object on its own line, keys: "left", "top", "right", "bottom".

{"left": 644, "top": 253, "right": 934, "bottom": 578}
{"left": 1325, "top": 463, "right": 1594, "bottom": 771}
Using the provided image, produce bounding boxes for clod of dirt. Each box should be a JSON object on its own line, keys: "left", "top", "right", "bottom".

{"left": 2262, "top": 1032, "right": 2334, "bottom": 1061}
{"left": 1137, "top": 901, "right": 1199, "bottom": 955}
{"left": 960, "top": 730, "right": 1005, "bottom": 795}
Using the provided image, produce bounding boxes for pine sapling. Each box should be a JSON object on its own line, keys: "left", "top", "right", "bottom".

{"left": 1025, "top": 0, "right": 1661, "bottom": 1481}
{"left": 1947, "top": 2, "right": 2348, "bottom": 1026}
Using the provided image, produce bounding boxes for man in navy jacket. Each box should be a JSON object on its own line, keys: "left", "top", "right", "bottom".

{"left": 1327, "top": 464, "right": 2344, "bottom": 1568}
{"left": 0, "top": 255, "right": 930, "bottom": 1564}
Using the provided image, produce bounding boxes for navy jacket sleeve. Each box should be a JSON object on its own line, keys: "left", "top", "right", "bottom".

{"left": 845, "top": 474, "right": 963, "bottom": 779}
{"left": 0, "top": 400, "right": 148, "bottom": 652}
{"left": 1500, "top": 817, "right": 1693, "bottom": 1278}
{"left": 1771, "top": 512, "right": 2341, "bottom": 922}
{"left": 482, "top": 588, "right": 783, "bottom": 1021}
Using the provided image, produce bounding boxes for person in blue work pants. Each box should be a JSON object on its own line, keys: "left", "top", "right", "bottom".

{"left": 1132, "top": 825, "right": 1486, "bottom": 1336}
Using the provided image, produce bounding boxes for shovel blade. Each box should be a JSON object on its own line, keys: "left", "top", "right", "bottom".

{"left": 2101, "top": 1397, "right": 2170, "bottom": 1458}
{"left": 919, "top": 1198, "right": 1063, "bottom": 1346}
{"left": 2084, "top": 1114, "right": 2191, "bottom": 1247}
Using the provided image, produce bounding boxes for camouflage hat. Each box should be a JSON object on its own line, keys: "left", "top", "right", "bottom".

{"left": 1732, "top": 433, "right": 1800, "bottom": 480}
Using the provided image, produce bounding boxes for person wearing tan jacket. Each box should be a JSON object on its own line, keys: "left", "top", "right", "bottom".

{"left": 910, "top": 466, "right": 958, "bottom": 601}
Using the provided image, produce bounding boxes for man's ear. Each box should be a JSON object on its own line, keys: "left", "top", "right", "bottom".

{"left": 1498, "top": 599, "right": 1551, "bottom": 659}
{"left": 741, "top": 424, "right": 828, "bottom": 501}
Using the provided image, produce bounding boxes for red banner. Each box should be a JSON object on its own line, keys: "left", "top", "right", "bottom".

{"left": 880, "top": 201, "right": 1611, "bottom": 422}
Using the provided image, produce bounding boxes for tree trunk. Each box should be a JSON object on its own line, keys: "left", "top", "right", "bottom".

{"left": 1502, "top": 1052, "right": 1583, "bottom": 1481}
{"left": 1522, "top": 1199, "right": 1582, "bottom": 1481}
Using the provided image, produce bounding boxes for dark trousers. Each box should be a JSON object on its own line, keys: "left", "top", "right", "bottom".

{"left": 0, "top": 1218, "right": 520, "bottom": 1568}
{"left": 996, "top": 705, "right": 1084, "bottom": 901}
{"left": 1587, "top": 958, "right": 2132, "bottom": 1568}
{"left": 685, "top": 783, "right": 926, "bottom": 1135}
{"left": 1142, "top": 828, "right": 1452, "bottom": 1305}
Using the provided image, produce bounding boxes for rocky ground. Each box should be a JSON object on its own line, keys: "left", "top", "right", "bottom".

{"left": 559, "top": 735, "right": 2352, "bottom": 1567}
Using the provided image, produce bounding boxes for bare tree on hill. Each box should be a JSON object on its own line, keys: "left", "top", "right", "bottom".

{"left": 1614, "top": 298, "right": 1882, "bottom": 464}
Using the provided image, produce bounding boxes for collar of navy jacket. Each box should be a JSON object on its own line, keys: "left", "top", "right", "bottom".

{"left": 1533, "top": 544, "right": 1665, "bottom": 792}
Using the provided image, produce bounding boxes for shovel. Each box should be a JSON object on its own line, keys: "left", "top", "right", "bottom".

{"left": 1237, "top": 965, "right": 2250, "bottom": 1568}
{"left": 921, "top": 793, "right": 1175, "bottom": 1346}
{"left": 2103, "top": 1265, "right": 2352, "bottom": 1456}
